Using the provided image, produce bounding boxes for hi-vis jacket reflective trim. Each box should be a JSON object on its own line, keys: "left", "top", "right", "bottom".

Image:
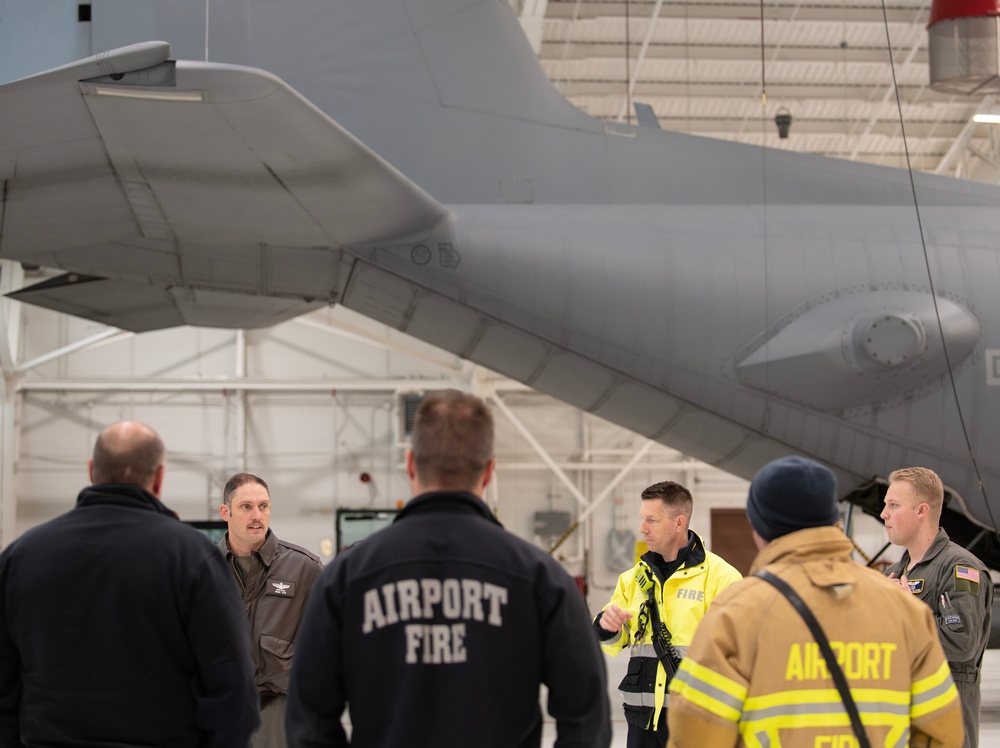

{"left": 666, "top": 526, "right": 964, "bottom": 748}
{"left": 599, "top": 532, "right": 742, "bottom": 729}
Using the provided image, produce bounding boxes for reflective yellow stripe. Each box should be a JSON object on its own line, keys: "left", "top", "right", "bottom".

{"left": 670, "top": 658, "right": 746, "bottom": 723}
{"left": 740, "top": 686, "right": 911, "bottom": 740}
{"left": 674, "top": 661, "right": 940, "bottom": 745}
{"left": 746, "top": 686, "right": 908, "bottom": 711}
{"left": 911, "top": 661, "right": 958, "bottom": 719}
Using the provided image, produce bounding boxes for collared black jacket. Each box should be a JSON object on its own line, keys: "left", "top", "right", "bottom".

{"left": 0, "top": 484, "right": 259, "bottom": 747}
{"left": 287, "top": 490, "right": 611, "bottom": 748}
{"left": 218, "top": 530, "right": 324, "bottom": 695}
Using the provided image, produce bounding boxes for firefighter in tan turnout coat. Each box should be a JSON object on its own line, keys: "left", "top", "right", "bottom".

{"left": 667, "top": 456, "right": 963, "bottom": 748}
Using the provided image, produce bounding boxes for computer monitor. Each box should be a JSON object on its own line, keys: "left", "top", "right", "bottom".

{"left": 185, "top": 520, "right": 228, "bottom": 545}
{"left": 336, "top": 509, "right": 398, "bottom": 554}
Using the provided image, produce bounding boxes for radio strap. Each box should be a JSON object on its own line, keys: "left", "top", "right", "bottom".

{"left": 754, "top": 570, "right": 871, "bottom": 748}
{"left": 644, "top": 587, "right": 680, "bottom": 680}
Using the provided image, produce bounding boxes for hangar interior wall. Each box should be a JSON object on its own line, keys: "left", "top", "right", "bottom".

{"left": 5, "top": 287, "right": 897, "bottom": 611}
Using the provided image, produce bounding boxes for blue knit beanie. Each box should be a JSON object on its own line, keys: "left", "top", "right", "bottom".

{"left": 746, "top": 456, "right": 839, "bottom": 541}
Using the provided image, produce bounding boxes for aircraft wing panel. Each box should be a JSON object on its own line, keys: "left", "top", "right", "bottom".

{"left": 1, "top": 44, "right": 448, "bottom": 283}
{"left": 80, "top": 61, "right": 448, "bottom": 246}
{"left": 0, "top": 45, "right": 169, "bottom": 267}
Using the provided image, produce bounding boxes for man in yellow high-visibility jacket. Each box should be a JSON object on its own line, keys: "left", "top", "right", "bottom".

{"left": 595, "top": 481, "right": 742, "bottom": 748}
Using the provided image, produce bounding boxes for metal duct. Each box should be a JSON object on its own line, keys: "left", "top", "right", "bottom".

{"left": 928, "top": 0, "right": 1000, "bottom": 94}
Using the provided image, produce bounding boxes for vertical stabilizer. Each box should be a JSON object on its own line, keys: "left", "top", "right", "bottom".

{"left": 93, "top": 0, "right": 588, "bottom": 128}
{"left": 89, "top": 0, "right": 599, "bottom": 202}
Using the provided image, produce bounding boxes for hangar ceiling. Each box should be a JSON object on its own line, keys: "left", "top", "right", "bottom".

{"left": 517, "top": 0, "right": 1000, "bottom": 182}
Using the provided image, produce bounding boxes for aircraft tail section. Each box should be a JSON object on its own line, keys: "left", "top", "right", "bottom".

{"left": 87, "top": 0, "right": 589, "bottom": 130}
{"left": 83, "top": 0, "right": 603, "bottom": 204}
{"left": 311, "top": 0, "right": 588, "bottom": 129}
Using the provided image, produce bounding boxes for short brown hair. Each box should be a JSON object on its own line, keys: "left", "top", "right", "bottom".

{"left": 888, "top": 467, "right": 944, "bottom": 522}
{"left": 411, "top": 390, "right": 493, "bottom": 490}
{"left": 223, "top": 473, "right": 269, "bottom": 507}
{"left": 641, "top": 481, "right": 693, "bottom": 521}
{"left": 91, "top": 421, "right": 165, "bottom": 488}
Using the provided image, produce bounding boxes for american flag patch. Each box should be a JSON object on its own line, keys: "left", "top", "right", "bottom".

{"left": 956, "top": 565, "right": 980, "bottom": 583}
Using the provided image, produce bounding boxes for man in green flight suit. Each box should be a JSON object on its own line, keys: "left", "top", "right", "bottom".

{"left": 882, "top": 466, "right": 994, "bottom": 748}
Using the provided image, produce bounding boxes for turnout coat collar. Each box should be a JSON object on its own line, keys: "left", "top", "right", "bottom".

{"left": 750, "top": 525, "right": 854, "bottom": 577}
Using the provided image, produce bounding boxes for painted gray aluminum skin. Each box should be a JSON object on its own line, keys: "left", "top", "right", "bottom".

{"left": 2, "top": 0, "right": 1000, "bottom": 538}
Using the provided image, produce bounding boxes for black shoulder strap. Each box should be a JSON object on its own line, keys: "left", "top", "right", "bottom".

{"left": 644, "top": 588, "right": 680, "bottom": 679}
{"left": 754, "top": 570, "right": 871, "bottom": 748}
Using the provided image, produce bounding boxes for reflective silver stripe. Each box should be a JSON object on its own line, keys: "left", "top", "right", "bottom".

{"left": 674, "top": 645, "right": 689, "bottom": 657}
{"left": 630, "top": 643, "right": 687, "bottom": 662}
{"left": 621, "top": 690, "right": 656, "bottom": 708}
{"left": 671, "top": 666, "right": 744, "bottom": 715}
{"left": 891, "top": 727, "right": 910, "bottom": 748}
{"left": 743, "top": 697, "right": 908, "bottom": 722}
{"left": 753, "top": 730, "right": 771, "bottom": 748}
{"left": 631, "top": 643, "right": 656, "bottom": 658}
{"left": 627, "top": 643, "right": 689, "bottom": 657}
{"left": 912, "top": 674, "right": 956, "bottom": 707}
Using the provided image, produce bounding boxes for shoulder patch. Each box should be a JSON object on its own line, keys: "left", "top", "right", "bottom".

{"left": 906, "top": 578, "right": 924, "bottom": 594}
{"left": 954, "top": 565, "right": 981, "bottom": 596}
{"left": 266, "top": 579, "right": 296, "bottom": 597}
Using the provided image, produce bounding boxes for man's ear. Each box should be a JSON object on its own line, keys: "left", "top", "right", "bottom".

{"left": 405, "top": 449, "right": 417, "bottom": 481}
{"left": 150, "top": 465, "right": 165, "bottom": 497}
{"left": 219, "top": 503, "right": 230, "bottom": 521}
{"left": 479, "top": 457, "right": 496, "bottom": 492}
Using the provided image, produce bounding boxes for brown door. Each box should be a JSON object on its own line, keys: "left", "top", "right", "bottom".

{"left": 710, "top": 508, "right": 759, "bottom": 577}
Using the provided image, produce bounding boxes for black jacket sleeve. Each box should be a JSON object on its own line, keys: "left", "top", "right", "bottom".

{"left": 0, "top": 551, "right": 20, "bottom": 748}
{"left": 539, "top": 561, "right": 612, "bottom": 748}
{"left": 286, "top": 571, "right": 348, "bottom": 748}
{"left": 187, "top": 551, "right": 261, "bottom": 747}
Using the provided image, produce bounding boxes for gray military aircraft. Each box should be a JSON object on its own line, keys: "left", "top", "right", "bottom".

{"left": 1, "top": 0, "right": 999, "bottom": 565}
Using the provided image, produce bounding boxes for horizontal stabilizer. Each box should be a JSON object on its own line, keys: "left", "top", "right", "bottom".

{"left": 9, "top": 274, "right": 326, "bottom": 333}
{"left": 0, "top": 42, "right": 448, "bottom": 307}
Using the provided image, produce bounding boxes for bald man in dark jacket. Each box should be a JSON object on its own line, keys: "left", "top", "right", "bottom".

{"left": 0, "top": 421, "right": 259, "bottom": 747}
